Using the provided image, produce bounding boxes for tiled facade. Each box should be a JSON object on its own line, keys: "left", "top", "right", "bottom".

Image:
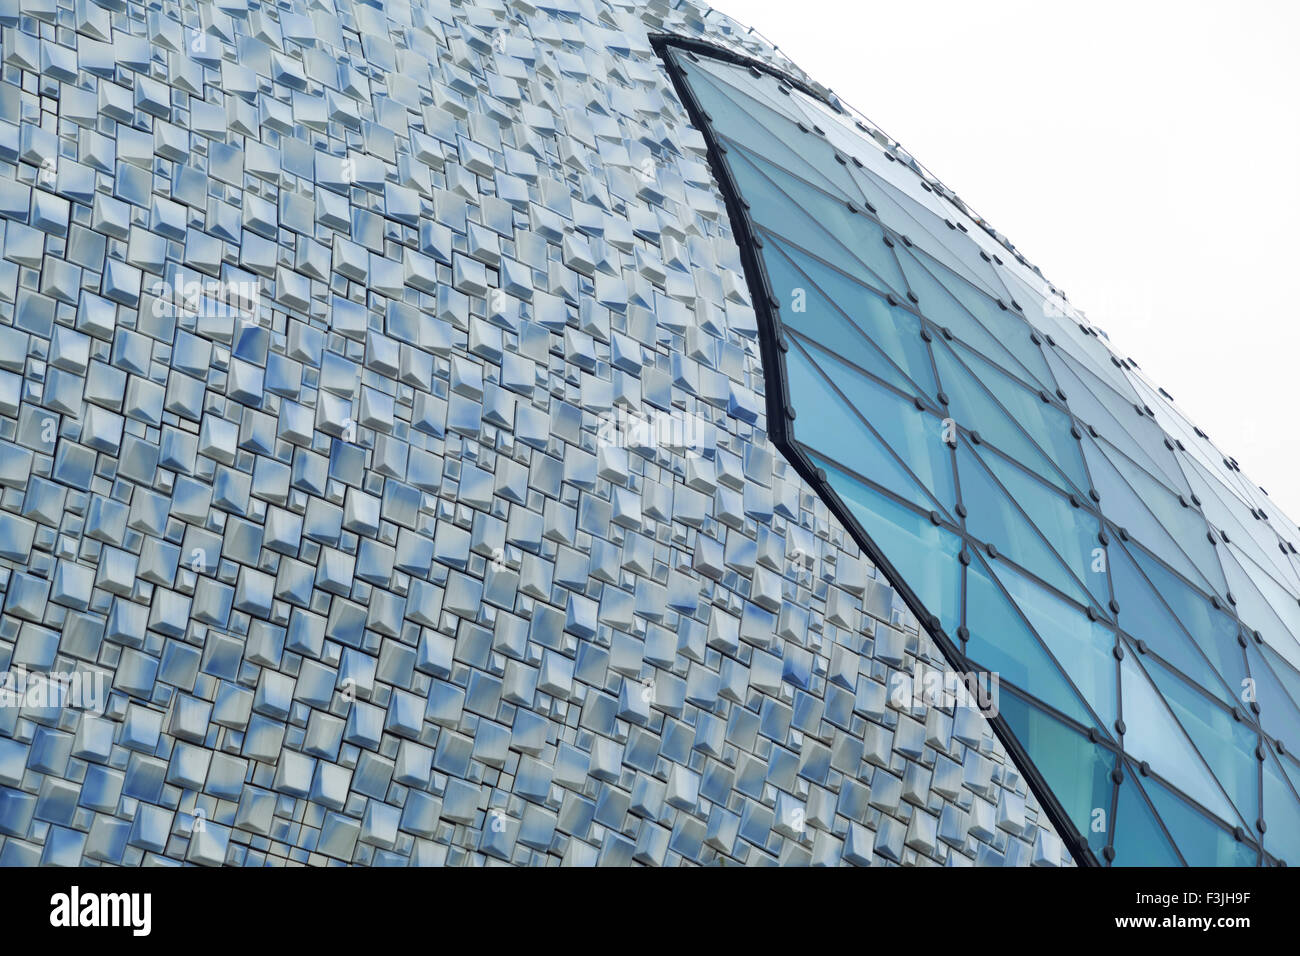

{"left": 0, "top": 0, "right": 1068, "bottom": 866}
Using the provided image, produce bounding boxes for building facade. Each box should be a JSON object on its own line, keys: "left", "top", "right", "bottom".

{"left": 0, "top": 0, "right": 1292, "bottom": 866}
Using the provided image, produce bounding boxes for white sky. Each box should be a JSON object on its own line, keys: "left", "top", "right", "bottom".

{"left": 711, "top": 0, "right": 1300, "bottom": 521}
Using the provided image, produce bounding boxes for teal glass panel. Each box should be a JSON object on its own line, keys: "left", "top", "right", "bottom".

{"left": 989, "top": 558, "right": 1117, "bottom": 727}
{"left": 956, "top": 443, "right": 1093, "bottom": 607}
{"left": 1143, "top": 776, "right": 1258, "bottom": 866}
{"left": 767, "top": 235, "right": 938, "bottom": 395}
{"left": 1130, "top": 544, "right": 1249, "bottom": 697}
{"left": 677, "top": 58, "right": 858, "bottom": 197}
{"left": 1108, "top": 542, "right": 1235, "bottom": 705}
{"left": 964, "top": 553, "right": 1100, "bottom": 729}
{"left": 997, "top": 690, "right": 1114, "bottom": 858}
{"left": 800, "top": 340, "right": 957, "bottom": 513}
{"left": 895, "top": 243, "right": 1051, "bottom": 391}
{"left": 1118, "top": 653, "right": 1238, "bottom": 825}
{"left": 1096, "top": 438, "right": 1227, "bottom": 595}
{"left": 931, "top": 337, "right": 1076, "bottom": 494}
{"left": 1082, "top": 434, "right": 1217, "bottom": 591}
{"left": 1111, "top": 771, "right": 1184, "bottom": 866}
{"left": 905, "top": 244, "right": 1056, "bottom": 390}
{"left": 1244, "top": 641, "right": 1300, "bottom": 746}
{"left": 813, "top": 452, "right": 962, "bottom": 637}
{"left": 975, "top": 444, "right": 1107, "bottom": 606}
{"left": 1262, "top": 750, "right": 1300, "bottom": 865}
{"left": 736, "top": 148, "right": 911, "bottom": 298}
{"left": 763, "top": 243, "right": 923, "bottom": 397}
{"left": 1146, "top": 657, "right": 1259, "bottom": 826}
{"left": 1045, "top": 350, "right": 1189, "bottom": 495}
{"left": 783, "top": 341, "right": 945, "bottom": 516}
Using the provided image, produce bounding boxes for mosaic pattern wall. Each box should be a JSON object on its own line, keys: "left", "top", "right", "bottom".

{"left": 0, "top": 0, "right": 1075, "bottom": 866}
{"left": 668, "top": 48, "right": 1300, "bottom": 866}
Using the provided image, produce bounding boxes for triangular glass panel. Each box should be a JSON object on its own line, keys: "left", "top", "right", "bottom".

{"left": 1118, "top": 652, "right": 1240, "bottom": 826}
{"left": 813, "top": 452, "right": 962, "bottom": 637}
{"left": 964, "top": 551, "right": 1103, "bottom": 730}
{"left": 988, "top": 557, "right": 1117, "bottom": 727}
{"left": 784, "top": 340, "right": 950, "bottom": 517}
{"left": 1111, "top": 767, "right": 1184, "bottom": 866}
{"left": 766, "top": 234, "right": 938, "bottom": 396}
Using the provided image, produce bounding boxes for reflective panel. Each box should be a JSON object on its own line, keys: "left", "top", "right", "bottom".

{"left": 675, "top": 45, "right": 1300, "bottom": 865}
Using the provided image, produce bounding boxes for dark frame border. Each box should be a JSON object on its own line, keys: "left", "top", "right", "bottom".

{"left": 651, "top": 31, "right": 1103, "bottom": 868}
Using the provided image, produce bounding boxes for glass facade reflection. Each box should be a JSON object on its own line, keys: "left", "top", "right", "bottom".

{"left": 670, "top": 44, "right": 1300, "bottom": 865}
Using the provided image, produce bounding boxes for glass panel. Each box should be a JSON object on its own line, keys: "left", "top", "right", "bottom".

{"left": 989, "top": 558, "right": 1117, "bottom": 727}
{"left": 737, "top": 149, "right": 911, "bottom": 298}
{"left": 763, "top": 243, "right": 924, "bottom": 397}
{"left": 1130, "top": 543, "right": 1249, "bottom": 697}
{"left": 1262, "top": 750, "right": 1300, "bottom": 865}
{"left": 1111, "top": 769, "right": 1183, "bottom": 866}
{"left": 1118, "top": 653, "right": 1239, "bottom": 825}
{"left": 677, "top": 58, "right": 858, "bottom": 197}
{"left": 814, "top": 452, "right": 962, "bottom": 637}
{"left": 997, "top": 690, "right": 1114, "bottom": 859}
{"left": 1108, "top": 542, "right": 1235, "bottom": 705}
{"left": 1146, "top": 656, "right": 1259, "bottom": 826}
{"left": 768, "top": 235, "right": 938, "bottom": 396}
{"left": 932, "top": 337, "right": 1077, "bottom": 494}
{"left": 785, "top": 341, "right": 950, "bottom": 517}
{"left": 1143, "top": 775, "right": 1258, "bottom": 867}
{"left": 956, "top": 443, "right": 1093, "bottom": 607}
{"left": 896, "top": 244, "right": 1052, "bottom": 393}
{"left": 1082, "top": 433, "right": 1221, "bottom": 594}
{"left": 801, "top": 340, "right": 957, "bottom": 513}
{"left": 964, "top": 553, "right": 1100, "bottom": 729}
{"left": 1045, "top": 349, "right": 1189, "bottom": 496}
{"left": 975, "top": 443, "right": 1107, "bottom": 606}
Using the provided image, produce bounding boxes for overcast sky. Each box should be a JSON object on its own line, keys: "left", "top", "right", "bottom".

{"left": 712, "top": 0, "right": 1300, "bottom": 520}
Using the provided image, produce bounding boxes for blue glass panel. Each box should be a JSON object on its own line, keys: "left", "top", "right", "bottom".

{"left": 814, "top": 453, "right": 962, "bottom": 637}
{"left": 895, "top": 243, "right": 1051, "bottom": 391}
{"left": 1082, "top": 434, "right": 1217, "bottom": 592}
{"left": 736, "top": 148, "right": 911, "bottom": 298}
{"left": 767, "top": 235, "right": 938, "bottom": 396}
{"left": 762, "top": 244, "right": 922, "bottom": 397}
{"left": 1094, "top": 437, "right": 1228, "bottom": 596}
{"left": 989, "top": 559, "right": 1117, "bottom": 727}
{"left": 964, "top": 554, "right": 1100, "bottom": 729}
{"left": 903, "top": 244, "right": 1056, "bottom": 390}
{"left": 947, "top": 338, "right": 1089, "bottom": 493}
{"left": 726, "top": 148, "right": 904, "bottom": 297}
{"left": 1245, "top": 641, "right": 1300, "bottom": 747}
{"left": 785, "top": 341, "right": 948, "bottom": 516}
{"left": 931, "top": 338, "right": 1077, "bottom": 494}
{"left": 1108, "top": 542, "right": 1235, "bottom": 706}
{"left": 1111, "top": 771, "right": 1183, "bottom": 866}
{"left": 997, "top": 690, "right": 1114, "bottom": 858}
{"left": 800, "top": 340, "right": 957, "bottom": 513}
{"left": 1130, "top": 544, "right": 1249, "bottom": 697}
{"left": 956, "top": 443, "right": 1093, "bottom": 607}
{"left": 1118, "top": 653, "right": 1238, "bottom": 825}
{"left": 1146, "top": 657, "right": 1258, "bottom": 826}
{"left": 1143, "top": 775, "right": 1258, "bottom": 867}
{"left": 974, "top": 444, "right": 1107, "bottom": 607}
{"left": 1045, "top": 350, "right": 1189, "bottom": 495}
{"left": 1262, "top": 750, "right": 1300, "bottom": 865}
{"left": 677, "top": 59, "right": 858, "bottom": 197}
